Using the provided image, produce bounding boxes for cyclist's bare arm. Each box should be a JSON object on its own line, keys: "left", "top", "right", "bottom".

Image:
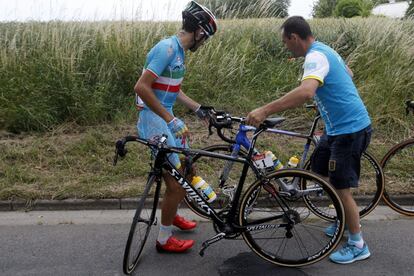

{"left": 246, "top": 79, "right": 319, "bottom": 127}
{"left": 134, "top": 70, "right": 174, "bottom": 123}
{"left": 177, "top": 90, "right": 200, "bottom": 111}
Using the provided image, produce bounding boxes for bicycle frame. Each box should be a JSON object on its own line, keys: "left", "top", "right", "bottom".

{"left": 217, "top": 112, "right": 321, "bottom": 192}
{"left": 119, "top": 129, "right": 287, "bottom": 235}
{"left": 265, "top": 112, "right": 320, "bottom": 169}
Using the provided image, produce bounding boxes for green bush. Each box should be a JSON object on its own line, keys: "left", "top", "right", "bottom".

{"left": 335, "top": 0, "right": 363, "bottom": 18}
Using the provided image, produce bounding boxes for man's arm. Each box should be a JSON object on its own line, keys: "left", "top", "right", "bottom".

{"left": 246, "top": 79, "right": 319, "bottom": 127}
{"left": 134, "top": 70, "right": 174, "bottom": 123}
{"left": 176, "top": 90, "right": 200, "bottom": 111}
{"left": 346, "top": 65, "right": 354, "bottom": 78}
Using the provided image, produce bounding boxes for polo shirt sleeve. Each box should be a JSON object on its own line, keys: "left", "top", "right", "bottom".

{"left": 145, "top": 40, "right": 175, "bottom": 78}
{"left": 301, "top": 51, "right": 329, "bottom": 86}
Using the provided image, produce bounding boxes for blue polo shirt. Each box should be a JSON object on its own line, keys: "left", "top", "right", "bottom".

{"left": 302, "top": 41, "right": 371, "bottom": 135}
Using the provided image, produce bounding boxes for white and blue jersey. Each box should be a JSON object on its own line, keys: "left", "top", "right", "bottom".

{"left": 302, "top": 41, "right": 371, "bottom": 135}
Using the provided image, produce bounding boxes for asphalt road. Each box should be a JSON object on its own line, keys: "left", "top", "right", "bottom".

{"left": 0, "top": 208, "right": 413, "bottom": 276}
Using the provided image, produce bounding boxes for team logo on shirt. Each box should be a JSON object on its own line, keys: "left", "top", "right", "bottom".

{"left": 305, "top": 62, "right": 317, "bottom": 70}
{"left": 167, "top": 46, "right": 174, "bottom": 57}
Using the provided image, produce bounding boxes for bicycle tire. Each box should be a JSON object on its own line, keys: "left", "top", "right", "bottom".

{"left": 123, "top": 174, "right": 161, "bottom": 275}
{"left": 381, "top": 138, "right": 414, "bottom": 216}
{"left": 239, "top": 169, "right": 345, "bottom": 267}
{"left": 302, "top": 150, "right": 384, "bottom": 221}
{"left": 183, "top": 144, "right": 251, "bottom": 219}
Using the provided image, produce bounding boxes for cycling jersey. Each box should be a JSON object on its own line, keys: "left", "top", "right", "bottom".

{"left": 302, "top": 41, "right": 371, "bottom": 136}
{"left": 139, "top": 35, "right": 185, "bottom": 109}
{"left": 137, "top": 35, "right": 187, "bottom": 167}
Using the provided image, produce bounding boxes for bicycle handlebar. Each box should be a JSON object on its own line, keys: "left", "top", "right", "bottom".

{"left": 113, "top": 135, "right": 168, "bottom": 166}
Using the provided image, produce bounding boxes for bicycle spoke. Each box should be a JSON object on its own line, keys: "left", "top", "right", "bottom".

{"left": 240, "top": 169, "right": 344, "bottom": 266}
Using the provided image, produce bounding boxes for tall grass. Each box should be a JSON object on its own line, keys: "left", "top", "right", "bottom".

{"left": 0, "top": 18, "right": 413, "bottom": 137}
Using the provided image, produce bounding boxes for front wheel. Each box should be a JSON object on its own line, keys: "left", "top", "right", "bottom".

{"left": 123, "top": 174, "right": 161, "bottom": 275}
{"left": 381, "top": 138, "right": 414, "bottom": 216}
{"left": 239, "top": 169, "right": 345, "bottom": 267}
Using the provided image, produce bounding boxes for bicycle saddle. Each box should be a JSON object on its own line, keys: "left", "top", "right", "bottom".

{"left": 262, "top": 117, "right": 285, "bottom": 128}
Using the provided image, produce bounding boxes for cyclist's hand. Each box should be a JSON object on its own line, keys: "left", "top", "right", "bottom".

{"left": 195, "top": 105, "right": 211, "bottom": 126}
{"left": 167, "top": 117, "right": 189, "bottom": 138}
{"left": 195, "top": 105, "right": 210, "bottom": 120}
{"left": 246, "top": 107, "right": 267, "bottom": 127}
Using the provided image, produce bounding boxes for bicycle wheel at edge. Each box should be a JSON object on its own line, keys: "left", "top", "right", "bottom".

{"left": 381, "top": 138, "right": 414, "bottom": 216}
{"left": 123, "top": 174, "right": 161, "bottom": 275}
{"left": 239, "top": 169, "right": 345, "bottom": 267}
{"left": 302, "top": 150, "right": 384, "bottom": 221}
{"left": 183, "top": 144, "right": 252, "bottom": 219}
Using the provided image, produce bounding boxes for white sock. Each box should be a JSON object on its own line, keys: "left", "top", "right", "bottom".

{"left": 348, "top": 232, "right": 364, "bottom": 249}
{"left": 157, "top": 224, "right": 172, "bottom": 245}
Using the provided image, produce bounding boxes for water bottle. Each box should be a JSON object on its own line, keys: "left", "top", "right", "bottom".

{"left": 263, "top": 151, "right": 284, "bottom": 170}
{"left": 191, "top": 176, "right": 217, "bottom": 203}
{"left": 287, "top": 155, "right": 300, "bottom": 168}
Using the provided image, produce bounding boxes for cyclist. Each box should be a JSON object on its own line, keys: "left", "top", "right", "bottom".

{"left": 246, "top": 16, "right": 372, "bottom": 264}
{"left": 134, "top": 1, "right": 217, "bottom": 253}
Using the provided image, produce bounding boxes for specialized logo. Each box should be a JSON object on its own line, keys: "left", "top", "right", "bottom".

{"left": 169, "top": 168, "right": 213, "bottom": 215}
{"left": 307, "top": 220, "right": 341, "bottom": 261}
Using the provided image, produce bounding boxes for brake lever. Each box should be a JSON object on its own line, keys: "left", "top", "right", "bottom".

{"left": 406, "top": 100, "right": 411, "bottom": 115}
{"left": 208, "top": 122, "right": 214, "bottom": 136}
{"left": 113, "top": 139, "right": 128, "bottom": 166}
{"left": 113, "top": 150, "right": 118, "bottom": 166}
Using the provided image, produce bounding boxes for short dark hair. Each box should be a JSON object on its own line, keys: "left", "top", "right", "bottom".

{"left": 281, "top": 16, "right": 313, "bottom": 40}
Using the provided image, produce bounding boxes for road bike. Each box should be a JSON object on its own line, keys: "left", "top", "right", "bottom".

{"left": 113, "top": 116, "right": 345, "bottom": 275}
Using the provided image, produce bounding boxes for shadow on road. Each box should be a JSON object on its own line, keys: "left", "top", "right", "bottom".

{"left": 218, "top": 252, "right": 309, "bottom": 276}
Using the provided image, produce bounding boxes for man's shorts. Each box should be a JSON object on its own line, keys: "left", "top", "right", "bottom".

{"left": 137, "top": 109, "right": 188, "bottom": 168}
{"left": 310, "top": 125, "right": 372, "bottom": 189}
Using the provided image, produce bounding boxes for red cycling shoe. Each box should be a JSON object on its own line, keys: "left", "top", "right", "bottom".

{"left": 156, "top": 236, "right": 194, "bottom": 253}
{"left": 173, "top": 215, "right": 197, "bottom": 230}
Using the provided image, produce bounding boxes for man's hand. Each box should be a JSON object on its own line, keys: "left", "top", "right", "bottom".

{"left": 195, "top": 105, "right": 210, "bottom": 120}
{"left": 246, "top": 107, "right": 267, "bottom": 128}
{"left": 167, "top": 117, "right": 189, "bottom": 138}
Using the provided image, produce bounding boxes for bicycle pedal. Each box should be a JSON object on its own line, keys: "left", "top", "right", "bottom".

{"left": 153, "top": 217, "right": 158, "bottom": 226}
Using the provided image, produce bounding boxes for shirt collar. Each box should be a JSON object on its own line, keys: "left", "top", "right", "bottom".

{"left": 173, "top": 35, "right": 184, "bottom": 50}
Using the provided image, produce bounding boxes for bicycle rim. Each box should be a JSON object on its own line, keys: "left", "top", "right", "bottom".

{"left": 303, "top": 151, "right": 384, "bottom": 220}
{"left": 123, "top": 174, "right": 160, "bottom": 275}
{"left": 239, "top": 169, "right": 345, "bottom": 267}
{"left": 381, "top": 139, "right": 414, "bottom": 216}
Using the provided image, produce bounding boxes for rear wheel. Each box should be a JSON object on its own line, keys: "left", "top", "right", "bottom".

{"left": 123, "top": 174, "right": 161, "bottom": 275}
{"left": 239, "top": 169, "right": 345, "bottom": 267}
{"left": 303, "top": 150, "right": 384, "bottom": 221}
{"left": 381, "top": 139, "right": 414, "bottom": 216}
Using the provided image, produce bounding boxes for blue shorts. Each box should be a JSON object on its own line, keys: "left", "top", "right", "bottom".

{"left": 137, "top": 109, "right": 188, "bottom": 168}
{"left": 310, "top": 125, "right": 372, "bottom": 189}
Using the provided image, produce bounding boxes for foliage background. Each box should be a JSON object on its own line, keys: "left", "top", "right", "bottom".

{"left": 1, "top": 18, "right": 413, "bottom": 133}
